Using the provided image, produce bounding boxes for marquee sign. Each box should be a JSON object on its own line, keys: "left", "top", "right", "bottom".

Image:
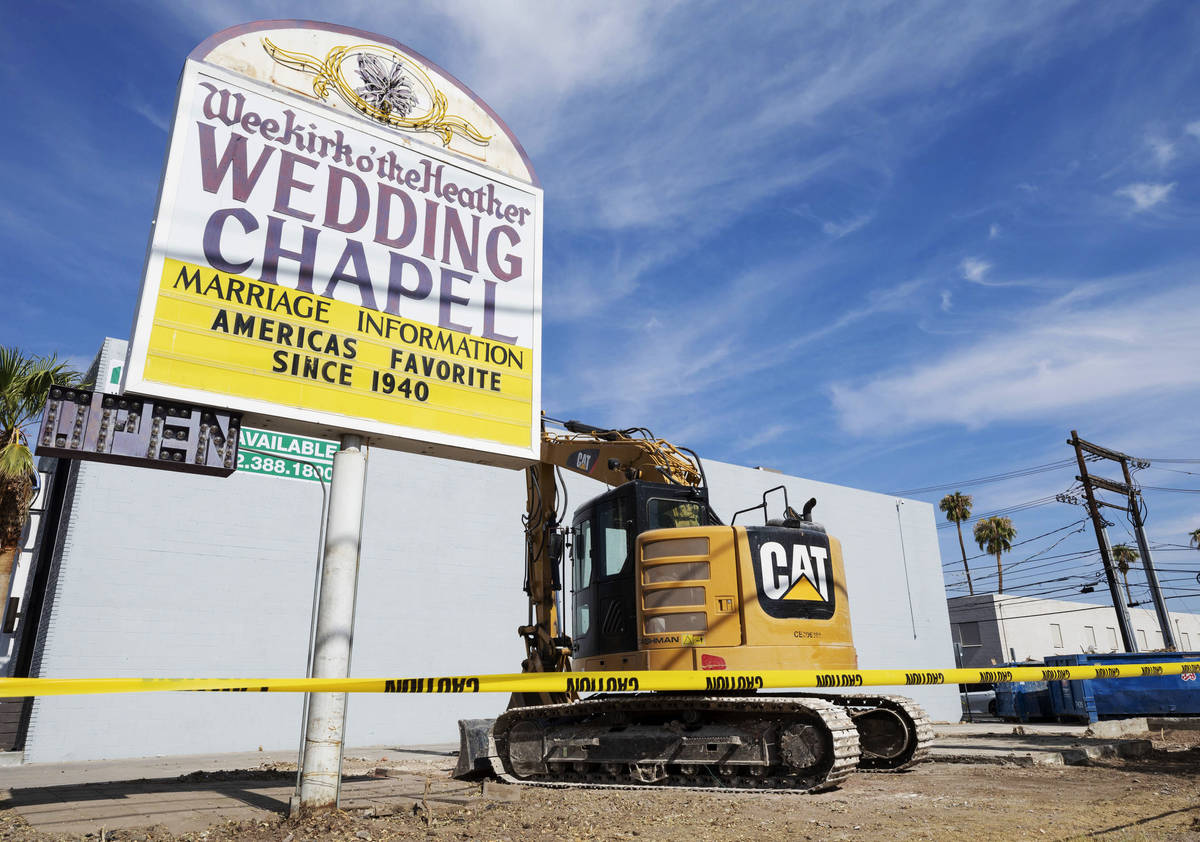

{"left": 124, "top": 21, "right": 542, "bottom": 467}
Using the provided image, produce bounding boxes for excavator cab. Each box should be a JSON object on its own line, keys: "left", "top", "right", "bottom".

{"left": 567, "top": 481, "right": 862, "bottom": 675}
{"left": 570, "top": 481, "right": 716, "bottom": 660}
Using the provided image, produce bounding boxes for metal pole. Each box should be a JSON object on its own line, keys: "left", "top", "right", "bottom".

{"left": 895, "top": 501, "right": 917, "bottom": 639}
{"left": 995, "top": 598, "right": 1011, "bottom": 664}
{"left": 1071, "top": 431, "right": 1137, "bottom": 653}
{"left": 1120, "top": 458, "right": 1176, "bottom": 649}
{"left": 955, "top": 641, "right": 973, "bottom": 723}
{"left": 295, "top": 434, "right": 367, "bottom": 815}
{"left": 334, "top": 451, "right": 370, "bottom": 809}
{"left": 278, "top": 456, "right": 330, "bottom": 805}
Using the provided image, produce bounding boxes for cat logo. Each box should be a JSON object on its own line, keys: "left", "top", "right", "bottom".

{"left": 759, "top": 541, "right": 830, "bottom": 603}
{"left": 567, "top": 448, "right": 600, "bottom": 473}
{"left": 749, "top": 529, "right": 836, "bottom": 620}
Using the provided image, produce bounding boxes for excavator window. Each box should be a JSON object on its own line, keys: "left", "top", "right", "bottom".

{"left": 575, "top": 599, "right": 590, "bottom": 637}
{"left": 572, "top": 518, "right": 592, "bottom": 637}
{"left": 647, "top": 499, "right": 703, "bottom": 529}
{"left": 599, "top": 496, "right": 633, "bottom": 577}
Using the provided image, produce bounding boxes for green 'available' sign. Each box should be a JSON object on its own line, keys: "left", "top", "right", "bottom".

{"left": 236, "top": 428, "right": 338, "bottom": 483}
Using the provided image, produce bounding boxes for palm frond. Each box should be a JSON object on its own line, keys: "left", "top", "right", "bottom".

{"left": 939, "top": 491, "right": 972, "bottom": 523}
{"left": 0, "top": 346, "right": 85, "bottom": 480}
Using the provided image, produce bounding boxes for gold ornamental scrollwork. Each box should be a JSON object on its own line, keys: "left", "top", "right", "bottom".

{"left": 262, "top": 38, "right": 491, "bottom": 148}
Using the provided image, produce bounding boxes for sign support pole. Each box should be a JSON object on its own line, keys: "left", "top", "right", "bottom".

{"left": 294, "top": 434, "right": 367, "bottom": 815}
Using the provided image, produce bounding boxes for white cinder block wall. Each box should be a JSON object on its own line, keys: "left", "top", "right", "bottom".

{"left": 27, "top": 450, "right": 530, "bottom": 762}
{"left": 26, "top": 435, "right": 956, "bottom": 762}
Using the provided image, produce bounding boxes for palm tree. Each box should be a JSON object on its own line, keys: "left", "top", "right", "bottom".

{"left": 1, "top": 347, "right": 84, "bottom": 612}
{"left": 973, "top": 516, "right": 1017, "bottom": 594}
{"left": 1111, "top": 543, "right": 1139, "bottom": 606}
{"left": 940, "top": 491, "right": 975, "bottom": 595}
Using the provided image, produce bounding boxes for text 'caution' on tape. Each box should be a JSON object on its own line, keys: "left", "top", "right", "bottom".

{"left": 0, "top": 661, "right": 1196, "bottom": 697}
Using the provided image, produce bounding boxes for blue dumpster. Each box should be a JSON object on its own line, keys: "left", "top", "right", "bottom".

{"left": 1045, "top": 652, "right": 1200, "bottom": 723}
{"left": 993, "top": 664, "right": 1053, "bottom": 722}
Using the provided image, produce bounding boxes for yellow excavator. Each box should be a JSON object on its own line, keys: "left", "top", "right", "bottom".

{"left": 456, "top": 418, "right": 932, "bottom": 791}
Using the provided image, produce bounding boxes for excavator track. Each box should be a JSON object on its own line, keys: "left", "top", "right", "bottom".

{"left": 491, "top": 694, "right": 860, "bottom": 793}
{"left": 794, "top": 693, "right": 934, "bottom": 771}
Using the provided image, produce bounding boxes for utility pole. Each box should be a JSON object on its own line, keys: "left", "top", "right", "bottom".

{"left": 1070, "top": 431, "right": 1137, "bottom": 653}
{"left": 1119, "top": 456, "right": 1176, "bottom": 650}
{"left": 1070, "top": 431, "right": 1171, "bottom": 657}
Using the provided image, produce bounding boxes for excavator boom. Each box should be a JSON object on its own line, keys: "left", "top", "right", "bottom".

{"left": 542, "top": 421, "right": 704, "bottom": 488}
{"left": 517, "top": 420, "right": 705, "bottom": 697}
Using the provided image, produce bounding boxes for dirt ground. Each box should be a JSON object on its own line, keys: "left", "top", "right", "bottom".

{"left": 1, "top": 732, "right": 1197, "bottom": 842}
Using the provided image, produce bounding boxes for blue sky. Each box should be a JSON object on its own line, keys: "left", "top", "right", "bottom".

{"left": 4, "top": 2, "right": 1199, "bottom": 617}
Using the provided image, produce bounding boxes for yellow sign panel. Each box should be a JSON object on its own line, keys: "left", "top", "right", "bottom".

{"left": 147, "top": 259, "right": 532, "bottom": 446}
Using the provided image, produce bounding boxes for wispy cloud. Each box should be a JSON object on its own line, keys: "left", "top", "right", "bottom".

{"left": 1115, "top": 182, "right": 1174, "bottom": 211}
{"left": 828, "top": 281, "right": 1200, "bottom": 436}
{"left": 547, "top": 266, "right": 922, "bottom": 442}
{"left": 734, "top": 423, "right": 792, "bottom": 453}
{"left": 988, "top": 223, "right": 1001, "bottom": 239}
{"left": 823, "top": 214, "right": 874, "bottom": 239}
{"left": 787, "top": 279, "right": 925, "bottom": 350}
{"left": 1185, "top": 120, "right": 1200, "bottom": 141}
{"left": 544, "top": 258, "right": 796, "bottom": 426}
{"left": 124, "top": 86, "right": 170, "bottom": 132}
{"left": 940, "top": 290, "right": 953, "bottom": 312}
{"left": 960, "top": 257, "right": 992, "bottom": 283}
{"left": 1145, "top": 134, "right": 1175, "bottom": 167}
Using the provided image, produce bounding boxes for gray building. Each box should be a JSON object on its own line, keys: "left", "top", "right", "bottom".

{"left": 2, "top": 339, "right": 959, "bottom": 763}
{"left": 949, "top": 593, "right": 1200, "bottom": 668}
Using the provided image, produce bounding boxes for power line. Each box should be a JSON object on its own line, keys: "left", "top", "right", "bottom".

{"left": 1001, "top": 570, "right": 1100, "bottom": 593}
{"left": 940, "top": 521, "right": 1086, "bottom": 568}
{"left": 945, "top": 547, "right": 1099, "bottom": 573}
{"left": 936, "top": 495, "right": 1061, "bottom": 530}
{"left": 1003, "top": 522, "right": 1087, "bottom": 568}
{"left": 940, "top": 561, "right": 1099, "bottom": 594}
{"left": 1143, "top": 464, "right": 1200, "bottom": 477}
{"left": 953, "top": 557, "right": 1098, "bottom": 591}
{"left": 947, "top": 564, "right": 1104, "bottom": 597}
{"left": 1018, "top": 581, "right": 1107, "bottom": 599}
{"left": 916, "top": 455, "right": 1198, "bottom": 501}
{"left": 947, "top": 562, "right": 1104, "bottom": 594}
{"left": 890, "top": 459, "right": 1076, "bottom": 496}
{"left": 983, "top": 603, "right": 1115, "bottom": 621}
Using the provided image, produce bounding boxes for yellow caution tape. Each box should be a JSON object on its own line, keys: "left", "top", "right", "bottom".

{"left": 0, "top": 661, "right": 1195, "bottom": 697}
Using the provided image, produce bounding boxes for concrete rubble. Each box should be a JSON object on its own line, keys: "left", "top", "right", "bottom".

{"left": 931, "top": 718, "right": 1160, "bottom": 767}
